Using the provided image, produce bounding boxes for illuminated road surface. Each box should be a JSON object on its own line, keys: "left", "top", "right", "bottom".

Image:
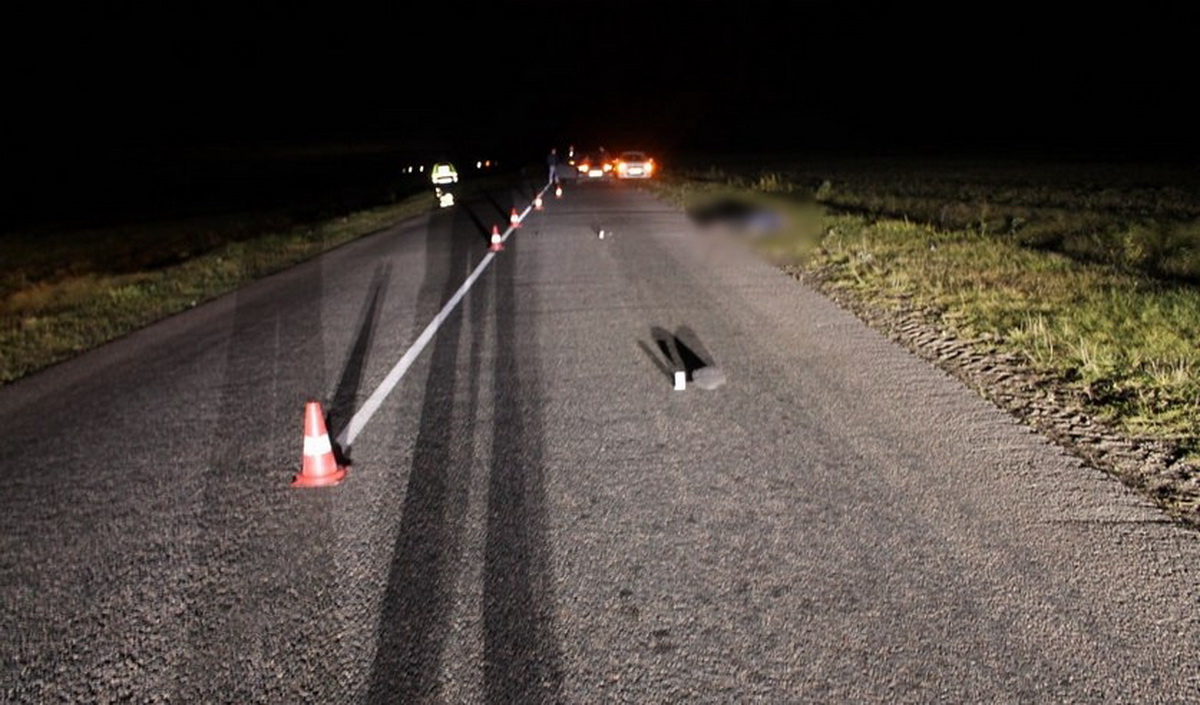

{"left": 2, "top": 177, "right": 1197, "bottom": 702}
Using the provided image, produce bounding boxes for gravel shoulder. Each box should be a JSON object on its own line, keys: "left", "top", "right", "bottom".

{"left": 784, "top": 263, "right": 1200, "bottom": 529}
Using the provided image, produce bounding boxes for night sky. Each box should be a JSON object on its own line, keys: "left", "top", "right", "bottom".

{"left": 7, "top": 3, "right": 1196, "bottom": 226}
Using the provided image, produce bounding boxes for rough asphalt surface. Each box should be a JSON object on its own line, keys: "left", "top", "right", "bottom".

{"left": 1, "top": 177, "right": 1197, "bottom": 703}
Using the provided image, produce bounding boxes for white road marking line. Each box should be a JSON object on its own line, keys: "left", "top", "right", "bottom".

{"left": 336, "top": 185, "right": 547, "bottom": 448}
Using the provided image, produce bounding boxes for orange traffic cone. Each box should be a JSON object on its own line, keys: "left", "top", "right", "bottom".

{"left": 510, "top": 207, "right": 521, "bottom": 228}
{"left": 534, "top": 193, "right": 543, "bottom": 210}
{"left": 292, "top": 400, "right": 346, "bottom": 487}
{"left": 554, "top": 183, "right": 563, "bottom": 198}
{"left": 489, "top": 224, "right": 504, "bottom": 252}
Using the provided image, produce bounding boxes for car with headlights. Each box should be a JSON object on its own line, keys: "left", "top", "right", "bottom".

{"left": 575, "top": 152, "right": 613, "bottom": 179}
{"left": 615, "top": 151, "right": 655, "bottom": 179}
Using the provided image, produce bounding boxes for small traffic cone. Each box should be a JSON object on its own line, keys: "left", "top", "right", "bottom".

{"left": 554, "top": 183, "right": 563, "bottom": 198}
{"left": 489, "top": 224, "right": 504, "bottom": 252}
{"left": 534, "top": 193, "right": 543, "bottom": 210}
{"left": 292, "top": 400, "right": 346, "bottom": 487}
{"left": 510, "top": 207, "right": 521, "bottom": 228}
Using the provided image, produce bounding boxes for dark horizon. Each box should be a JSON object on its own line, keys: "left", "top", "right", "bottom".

{"left": 7, "top": 3, "right": 1196, "bottom": 230}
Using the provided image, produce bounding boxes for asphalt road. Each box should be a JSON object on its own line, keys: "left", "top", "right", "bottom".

{"left": 1, "top": 175, "right": 1198, "bottom": 703}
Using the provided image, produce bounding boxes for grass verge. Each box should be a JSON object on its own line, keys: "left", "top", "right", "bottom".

{"left": 1, "top": 192, "right": 436, "bottom": 384}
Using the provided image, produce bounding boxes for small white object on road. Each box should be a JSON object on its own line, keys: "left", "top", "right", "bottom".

{"left": 674, "top": 371, "right": 686, "bottom": 391}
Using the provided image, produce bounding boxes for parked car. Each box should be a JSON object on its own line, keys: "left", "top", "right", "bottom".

{"left": 575, "top": 152, "right": 613, "bottom": 179}
{"left": 615, "top": 151, "right": 655, "bottom": 179}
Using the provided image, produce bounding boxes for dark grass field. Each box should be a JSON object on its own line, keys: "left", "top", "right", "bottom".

{"left": 0, "top": 141, "right": 518, "bottom": 383}
{"left": 671, "top": 153, "right": 1200, "bottom": 284}
{"left": 2, "top": 141, "right": 512, "bottom": 298}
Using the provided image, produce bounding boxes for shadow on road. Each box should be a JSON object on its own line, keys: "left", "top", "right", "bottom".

{"left": 367, "top": 204, "right": 478, "bottom": 703}
{"left": 328, "top": 262, "right": 392, "bottom": 463}
{"left": 367, "top": 202, "right": 562, "bottom": 704}
{"left": 483, "top": 239, "right": 563, "bottom": 703}
{"left": 461, "top": 203, "right": 498, "bottom": 246}
{"left": 642, "top": 325, "right": 716, "bottom": 383}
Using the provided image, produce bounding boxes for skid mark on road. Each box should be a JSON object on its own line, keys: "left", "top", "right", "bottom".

{"left": 366, "top": 184, "right": 561, "bottom": 702}
{"left": 335, "top": 183, "right": 546, "bottom": 448}
{"left": 367, "top": 208, "right": 479, "bottom": 702}
{"left": 483, "top": 238, "right": 563, "bottom": 704}
{"left": 328, "top": 262, "right": 391, "bottom": 462}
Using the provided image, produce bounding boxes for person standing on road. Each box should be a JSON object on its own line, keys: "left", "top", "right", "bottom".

{"left": 547, "top": 147, "right": 559, "bottom": 185}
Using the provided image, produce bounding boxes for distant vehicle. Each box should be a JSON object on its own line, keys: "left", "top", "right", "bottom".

{"left": 430, "top": 162, "right": 458, "bottom": 208}
{"left": 574, "top": 147, "right": 615, "bottom": 179}
{"left": 430, "top": 162, "right": 458, "bottom": 185}
{"left": 575, "top": 152, "right": 613, "bottom": 179}
{"left": 615, "top": 151, "right": 655, "bottom": 179}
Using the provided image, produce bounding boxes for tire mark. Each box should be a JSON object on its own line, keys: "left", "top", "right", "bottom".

{"left": 483, "top": 235, "right": 563, "bottom": 704}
